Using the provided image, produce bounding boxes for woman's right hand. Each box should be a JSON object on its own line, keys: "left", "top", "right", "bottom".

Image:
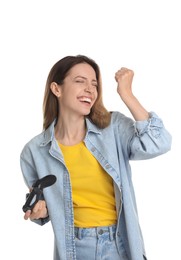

{"left": 24, "top": 200, "right": 48, "bottom": 220}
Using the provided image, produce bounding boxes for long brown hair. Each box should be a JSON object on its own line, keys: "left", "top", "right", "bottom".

{"left": 43, "top": 55, "right": 111, "bottom": 130}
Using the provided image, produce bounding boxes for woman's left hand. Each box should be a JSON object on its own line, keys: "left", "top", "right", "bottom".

{"left": 115, "top": 68, "right": 134, "bottom": 99}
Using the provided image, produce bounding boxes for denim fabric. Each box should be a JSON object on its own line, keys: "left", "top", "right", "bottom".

{"left": 20, "top": 111, "right": 171, "bottom": 260}
{"left": 74, "top": 225, "right": 128, "bottom": 260}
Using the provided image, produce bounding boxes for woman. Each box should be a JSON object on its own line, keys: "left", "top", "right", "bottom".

{"left": 20, "top": 55, "right": 171, "bottom": 260}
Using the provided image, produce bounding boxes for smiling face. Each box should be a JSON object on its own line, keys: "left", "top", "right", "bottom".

{"left": 57, "top": 63, "right": 98, "bottom": 118}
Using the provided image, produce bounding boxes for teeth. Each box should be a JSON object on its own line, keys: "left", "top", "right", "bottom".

{"left": 79, "top": 97, "right": 91, "bottom": 103}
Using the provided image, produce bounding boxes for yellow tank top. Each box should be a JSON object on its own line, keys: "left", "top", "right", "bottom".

{"left": 59, "top": 141, "right": 117, "bottom": 227}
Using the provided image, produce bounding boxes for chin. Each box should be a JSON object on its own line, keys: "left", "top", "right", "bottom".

{"left": 82, "top": 110, "right": 91, "bottom": 116}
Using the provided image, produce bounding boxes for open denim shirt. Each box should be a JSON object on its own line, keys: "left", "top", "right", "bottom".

{"left": 20, "top": 111, "right": 172, "bottom": 260}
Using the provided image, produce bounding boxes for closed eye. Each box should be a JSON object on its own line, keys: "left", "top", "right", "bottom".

{"left": 74, "top": 76, "right": 98, "bottom": 89}
{"left": 92, "top": 83, "right": 98, "bottom": 88}
{"left": 75, "top": 80, "right": 85, "bottom": 83}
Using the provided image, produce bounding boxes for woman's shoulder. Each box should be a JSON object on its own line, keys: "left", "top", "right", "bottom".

{"left": 21, "top": 130, "right": 47, "bottom": 155}
{"left": 110, "top": 111, "right": 134, "bottom": 125}
{"left": 21, "top": 121, "right": 55, "bottom": 152}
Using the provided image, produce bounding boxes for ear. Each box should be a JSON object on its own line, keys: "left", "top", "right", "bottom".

{"left": 50, "top": 82, "right": 61, "bottom": 98}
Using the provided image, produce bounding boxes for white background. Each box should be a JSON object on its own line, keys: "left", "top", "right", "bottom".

{"left": 0, "top": 0, "right": 180, "bottom": 259}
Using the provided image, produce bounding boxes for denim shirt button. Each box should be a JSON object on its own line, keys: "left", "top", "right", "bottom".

{"left": 91, "top": 147, "right": 95, "bottom": 152}
{"left": 98, "top": 229, "right": 104, "bottom": 235}
{"left": 105, "top": 164, "right": 110, "bottom": 169}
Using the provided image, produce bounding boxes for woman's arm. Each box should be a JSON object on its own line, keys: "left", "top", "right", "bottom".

{"left": 115, "top": 67, "right": 149, "bottom": 121}
{"left": 114, "top": 68, "right": 172, "bottom": 159}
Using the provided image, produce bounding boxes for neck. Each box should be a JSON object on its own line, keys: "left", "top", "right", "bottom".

{"left": 55, "top": 115, "right": 86, "bottom": 146}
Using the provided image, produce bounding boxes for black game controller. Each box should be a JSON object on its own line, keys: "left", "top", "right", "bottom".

{"left": 22, "top": 175, "right": 57, "bottom": 212}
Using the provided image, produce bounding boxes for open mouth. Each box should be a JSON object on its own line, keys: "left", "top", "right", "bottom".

{"left": 78, "top": 96, "right": 92, "bottom": 105}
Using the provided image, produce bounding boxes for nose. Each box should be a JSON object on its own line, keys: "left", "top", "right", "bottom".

{"left": 85, "top": 83, "right": 94, "bottom": 93}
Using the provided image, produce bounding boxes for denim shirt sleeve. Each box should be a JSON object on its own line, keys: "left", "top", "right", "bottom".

{"left": 129, "top": 111, "right": 172, "bottom": 160}
{"left": 20, "top": 145, "right": 50, "bottom": 226}
{"left": 113, "top": 111, "right": 172, "bottom": 160}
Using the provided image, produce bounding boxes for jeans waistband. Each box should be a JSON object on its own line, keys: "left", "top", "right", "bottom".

{"left": 74, "top": 224, "right": 117, "bottom": 241}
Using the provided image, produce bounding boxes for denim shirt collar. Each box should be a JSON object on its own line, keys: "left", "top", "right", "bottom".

{"left": 40, "top": 117, "right": 102, "bottom": 147}
{"left": 85, "top": 117, "right": 102, "bottom": 135}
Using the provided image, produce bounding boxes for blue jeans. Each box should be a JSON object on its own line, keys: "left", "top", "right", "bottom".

{"left": 74, "top": 225, "right": 128, "bottom": 260}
